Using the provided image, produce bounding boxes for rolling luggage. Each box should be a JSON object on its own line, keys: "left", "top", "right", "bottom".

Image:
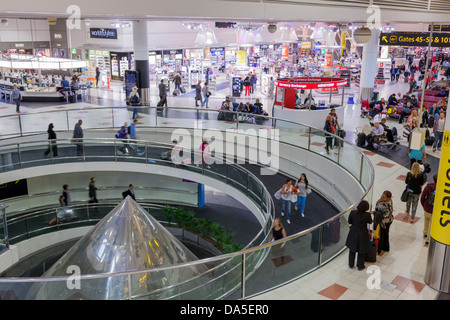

{"left": 357, "top": 132, "right": 366, "bottom": 148}
{"left": 180, "top": 86, "right": 186, "bottom": 94}
{"left": 173, "top": 89, "right": 180, "bottom": 96}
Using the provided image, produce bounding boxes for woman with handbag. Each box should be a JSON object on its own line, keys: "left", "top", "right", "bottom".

{"left": 201, "top": 82, "right": 210, "bottom": 108}
{"left": 44, "top": 123, "right": 58, "bottom": 157}
{"left": 404, "top": 162, "right": 426, "bottom": 224}
{"left": 279, "top": 179, "right": 293, "bottom": 224}
{"left": 345, "top": 200, "right": 373, "bottom": 271}
{"left": 294, "top": 173, "right": 311, "bottom": 217}
{"left": 371, "top": 191, "right": 394, "bottom": 254}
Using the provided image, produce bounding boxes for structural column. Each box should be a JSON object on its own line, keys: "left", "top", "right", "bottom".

{"left": 133, "top": 21, "right": 150, "bottom": 105}
{"left": 424, "top": 93, "right": 450, "bottom": 294}
{"left": 359, "top": 29, "right": 380, "bottom": 102}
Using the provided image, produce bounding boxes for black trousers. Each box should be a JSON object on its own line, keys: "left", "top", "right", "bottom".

{"left": 44, "top": 144, "right": 58, "bottom": 157}
{"left": 349, "top": 250, "right": 365, "bottom": 269}
{"left": 378, "top": 222, "right": 392, "bottom": 254}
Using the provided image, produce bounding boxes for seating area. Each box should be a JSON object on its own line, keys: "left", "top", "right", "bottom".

{"left": 217, "top": 100, "right": 268, "bottom": 123}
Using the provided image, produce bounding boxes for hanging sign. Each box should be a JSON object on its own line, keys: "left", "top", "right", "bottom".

{"left": 380, "top": 32, "right": 450, "bottom": 47}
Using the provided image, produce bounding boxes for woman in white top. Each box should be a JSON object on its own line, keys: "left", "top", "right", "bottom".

{"left": 280, "top": 178, "right": 293, "bottom": 224}
{"left": 294, "top": 173, "right": 311, "bottom": 217}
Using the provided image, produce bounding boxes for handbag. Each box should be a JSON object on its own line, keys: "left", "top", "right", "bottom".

{"left": 306, "top": 188, "right": 312, "bottom": 195}
{"left": 274, "top": 189, "right": 281, "bottom": 200}
{"left": 291, "top": 194, "right": 298, "bottom": 203}
{"left": 401, "top": 187, "right": 409, "bottom": 202}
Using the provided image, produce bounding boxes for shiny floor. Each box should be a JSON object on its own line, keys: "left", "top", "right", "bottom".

{"left": 0, "top": 72, "right": 444, "bottom": 300}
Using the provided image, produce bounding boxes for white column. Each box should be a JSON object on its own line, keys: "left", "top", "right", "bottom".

{"left": 359, "top": 29, "right": 380, "bottom": 101}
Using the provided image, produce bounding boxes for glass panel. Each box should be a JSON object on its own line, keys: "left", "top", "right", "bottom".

{"left": 19, "top": 141, "right": 54, "bottom": 168}
{"left": 0, "top": 144, "right": 21, "bottom": 173}
{"left": 244, "top": 233, "right": 320, "bottom": 298}
{"left": 320, "top": 215, "right": 349, "bottom": 265}
{"left": 21, "top": 110, "right": 69, "bottom": 135}
{"left": 83, "top": 139, "right": 115, "bottom": 162}
{"left": 276, "top": 120, "right": 310, "bottom": 150}
{"left": 0, "top": 115, "right": 21, "bottom": 139}
{"left": 49, "top": 140, "right": 79, "bottom": 165}
{"left": 226, "top": 165, "right": 248, "bottom": 194}
{"left": 308, "top": 127, "right": 332, "bottom": 158}
{"left": 338, "top": 145, "right": 363, "bottom": 181}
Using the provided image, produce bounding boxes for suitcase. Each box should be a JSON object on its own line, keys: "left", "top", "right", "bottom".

{"left": 357, "top": 132, "right": 366, "bottom": 148}
{"left": 365, "top": 241, "right": 377, "bottom": 262}
{"left": 173, "top": 89, "right": 179, "bottom": 96}
{"left": 180, "top": 86, "right": 186, "bottom": 94}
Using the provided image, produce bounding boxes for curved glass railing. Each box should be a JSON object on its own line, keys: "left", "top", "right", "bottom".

{"left": 0, "top": 106, "right": 375, "bottom": 300}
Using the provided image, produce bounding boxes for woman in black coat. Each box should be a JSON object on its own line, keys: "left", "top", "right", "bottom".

{"left": 345, "top": 200, "right": 373, "bottom": 270}
{"left": 44, "top": 123, "right": 58, "bottom": 157}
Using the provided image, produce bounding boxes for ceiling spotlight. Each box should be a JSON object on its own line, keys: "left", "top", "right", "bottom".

{"left": 85, "top": 19, "right": 91, "bottom": 26}
{"left": 1, "top": 18, "right": 8, "bottom": 26}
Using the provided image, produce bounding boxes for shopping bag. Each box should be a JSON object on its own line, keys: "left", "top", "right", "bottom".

{"left": 291, "top": 194, "right": 297, "bottom": 203}
{"left": 274, "top": 189, "right": 281, "bottom": 200}
{"left": 401, "top": 187, "right": 409, "bottom": 202}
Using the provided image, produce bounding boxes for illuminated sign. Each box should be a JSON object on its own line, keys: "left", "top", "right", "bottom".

{"left": 380, "top": 32, "right": 450, "bottom": 47}
{"left": 90, "top": 28, "right": 118, "bottom": 39}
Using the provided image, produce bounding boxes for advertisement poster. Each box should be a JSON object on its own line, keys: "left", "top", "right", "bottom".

{"left": 282, "top": 46, "right": 289, "bottom": 58}
{"left": 237, "top": 50, "right": 246, "bottom": 65}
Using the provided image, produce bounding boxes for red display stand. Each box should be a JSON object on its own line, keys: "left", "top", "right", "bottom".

{"left": 274, "top": 77, "right": 348, "bottom": 109}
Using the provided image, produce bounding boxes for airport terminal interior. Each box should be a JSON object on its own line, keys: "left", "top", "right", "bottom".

{"left": 0, "top": 0, "right": 449, "bottom": 301}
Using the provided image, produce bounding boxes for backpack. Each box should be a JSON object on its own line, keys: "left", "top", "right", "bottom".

{"left": 129, "top": 93, "right": 139, "bottom": 104}
{"left": 427, "top": 188, "right": 436, "bottom": 206}
{"left": 115, "top": 130, "right": 122, "bottom": 139}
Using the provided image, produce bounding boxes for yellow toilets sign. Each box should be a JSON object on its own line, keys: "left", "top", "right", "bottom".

{"left": 431, "top": 124, "right": 450, "bottom": 245}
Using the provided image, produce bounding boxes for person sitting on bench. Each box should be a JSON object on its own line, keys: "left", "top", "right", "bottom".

{"left": 379, "top": 118, "right": 397, "bottom": 143}
{"left": 366, "top": 122, "right": 385, "bottom": 149}
{"left": 368, "top": 98, "right": 386, "bottom": 119}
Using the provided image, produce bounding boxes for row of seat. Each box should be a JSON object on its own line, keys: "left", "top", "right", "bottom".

{"left": 0, "top": 87, "right": 13, "bottom": 103}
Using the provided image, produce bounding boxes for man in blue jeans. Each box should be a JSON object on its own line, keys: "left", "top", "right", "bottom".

{"left": 11, "top": 84, "right": 22, "bottom": 113}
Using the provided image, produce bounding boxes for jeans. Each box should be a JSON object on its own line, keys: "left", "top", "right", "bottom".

{"left": 281, "top": 199, "right": 291, "bottom": 221}
{"left": 406, "top": 194, "right": 420, "bottom": 219}
{"left": 201, "top": 93, "right": 209, "bottom": 108}
{"left": 296, "top": 196, "right": 306, "bottom": 214}
{"left": 132, "top": 107, "right": 138, "bottom": 119}
{"left": 433, "top": 131, "right": 443, "bottom": 150}
{"left": 14, "top": 99, "right": 20, "bottom": 112}
{"left": 175, "top": 83, "right": 181, "bottom": 91}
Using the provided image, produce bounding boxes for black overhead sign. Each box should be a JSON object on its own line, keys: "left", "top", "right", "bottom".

{"left": 380, "top": 32, "right": 450, "bottom": 47}
{"left": 90, "top": 28, "right": 118, "bottom": 39}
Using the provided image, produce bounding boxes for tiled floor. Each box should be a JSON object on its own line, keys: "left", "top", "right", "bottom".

{"left": 0, "top": 72, "right": 444, "bottom": 300}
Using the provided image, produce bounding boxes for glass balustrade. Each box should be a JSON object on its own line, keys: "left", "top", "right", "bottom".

{"left": 0, "top": 106, "right": 374, "bottom": 300}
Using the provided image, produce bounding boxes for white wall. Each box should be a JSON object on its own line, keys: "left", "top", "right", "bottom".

{"left": 0, "top": 19, "right": 50, "bottom": 43}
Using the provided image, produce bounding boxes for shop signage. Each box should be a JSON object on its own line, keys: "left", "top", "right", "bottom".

{"left": 380, "top": 32, "right": 450, "bottom": 47}
{"left": 282, "top": 46, "right": 289, "bottom": 58}
{"left": 428, "top": 25, "right": 450, "bottom": 32}
{"left": 215, "top": 22, "right": 236, "bottom": 29}
{"left": 90, "top": 28, "right": 118, "bottom": 39}
{"left": 15, "top": 43, "right": 24, "bottom": 48}
{"left": 300, "top": 42, "right": 311, "bottom": 49}
{"left": 276, "top": 77, "right": 347, "bottom": 90}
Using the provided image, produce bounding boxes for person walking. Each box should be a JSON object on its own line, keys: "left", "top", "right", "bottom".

{"left": 243, "top": 74, "right": 251, "bottom": 96}
{"left": 89, "top": 177, "right": 98, "bottom": 203}
{"left": 44, "top": 123, "right": 58, "bottom": 157}
{"left": 128, "top": 119, "right": 140, "bottom": 152}
{"left": 269, "top": 218, "right": 288, "bottom": 270}
{"left": 195, "top": 80, "right": 202, "bottom": 107}
{"left": 62, "top": 184, "right": 71, "bottom": 207}
{"left": 128, "top": 86, "right": 140, "bottom": 119}
{"left": 11, "top": 84, "right": 22, "bottom": 113}
{"left": 421, "top": 174, "right": 437, "bottom": 245}
{"left": 173, "top": 72, "right": 182, "bottom": 91}
{"left": 158, "top": 80, "right": 168, "bottom": 107}
{"left": 432, "top": 112, "right": 445, "bottom": 152}
{"left": 201, "top": 81, "right": 210, "bottom": 108}
{"left": 372, "top": 190, "right": 394, "bottom": 254}
{"left": 345, "top": 200, "right": 373, "bottom": 270}
{"left": 117, "top": 122, "right": 129, "bottom": 155}
{"left": 95, "top": 67, "right": 100, "bottom": 88}
{"left": 279, "top": 178, "right": 293, "bottom": 224}
{"left": 404, "top": 162, "right": 427, "bottom": 224}
{"left": 122, "top": 184, "right": 136, "bottom": 200}
{"left": 294, "top": 173, "right": 311, "bottom": 217}
{"left": 72, "top": 119, "right": 84, "bottom": 156}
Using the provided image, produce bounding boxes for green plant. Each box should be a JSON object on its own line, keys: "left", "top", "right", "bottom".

{"left": 162, "top": 204, "right": 174, "bottom": 225}
{"left": 163, "top": 205, "right": 244, "bottom": 253}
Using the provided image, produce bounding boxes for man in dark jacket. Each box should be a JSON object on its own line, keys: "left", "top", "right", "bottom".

{"left": 89, "top": 177, "right": 98, "bottom": 203}
{"left": 123, "top": 184, "right": 136, "bottom": 201}
{"left": 158, "top": 80, "right": 167, "bottom": 107}
{"left": 72, "top": 119, "right": 83, "bottom": 156}
{"left": 421, "top": 174, "right": 437, "bottom": 245}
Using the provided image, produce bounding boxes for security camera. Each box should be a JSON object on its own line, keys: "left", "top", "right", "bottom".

{"left": 1, "top": 19, "right": 8, "bottom": 26}
{"left": 268, "top": 23, "right": 277, "bottom": 33}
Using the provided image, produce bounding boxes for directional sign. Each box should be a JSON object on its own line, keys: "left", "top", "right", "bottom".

{"left": 380, "top": 32, "right": 450, "bottom": 47}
